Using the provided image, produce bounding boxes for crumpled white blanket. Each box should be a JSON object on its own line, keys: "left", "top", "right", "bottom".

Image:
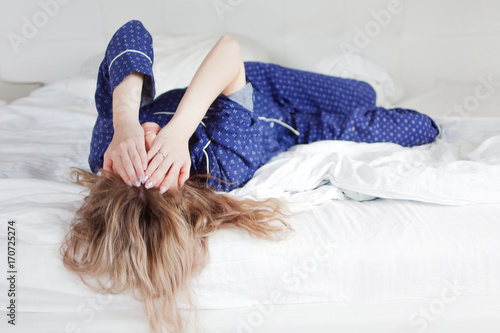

{"left": 230, "top": 117, "right": 500, "bottom": 207}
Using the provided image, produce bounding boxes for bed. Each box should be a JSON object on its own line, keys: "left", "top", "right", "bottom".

{"left": 2, "top": 17, "right": 500, "bottom": 333}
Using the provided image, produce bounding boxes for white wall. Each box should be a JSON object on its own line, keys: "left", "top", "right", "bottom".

{"left": 1, "top": 0, "right": 500, "bottom": 101}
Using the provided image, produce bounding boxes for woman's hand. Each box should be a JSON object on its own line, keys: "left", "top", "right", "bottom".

{"left": 114, "top": 35, "right": 244, "bottom": 193}
{"left": 103, "top": 120, "right": 147, "bottom": 186}
{"left": 143, "top": 122, "right": 191, "bottom": 194}
{"left": 105, "top": 71, "right": 147, "bottom": 186}
{"left": 137, "top": 35, "right": 244, "bottom": 193}
{"left": 143, "top": 122, "right": 161, "bottom": 152}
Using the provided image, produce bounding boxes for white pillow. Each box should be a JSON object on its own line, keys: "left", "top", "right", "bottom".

{"left": 315, "top": 53, "right": 404, "bottom": 107}
{"left": 41, "top": 52, "right": 102, "bottom": 103}
{"left": 152, "top": 33, "right": 270, "bottom": 96}
{"left": 46, "top": 33, "right": 270, "bottom": 102}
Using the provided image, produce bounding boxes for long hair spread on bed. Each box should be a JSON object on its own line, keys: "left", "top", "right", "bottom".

{"left": 59, "top": 168, "right": 292, "bottom": 333}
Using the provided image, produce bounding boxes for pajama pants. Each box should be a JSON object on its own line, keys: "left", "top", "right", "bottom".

{"left": 89, "top": 20, "right": 440, "bottom": 192}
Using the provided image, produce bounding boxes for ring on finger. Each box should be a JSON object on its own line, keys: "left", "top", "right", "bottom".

{"left": 157, "top": 151, "right": 167, "bottom": 159}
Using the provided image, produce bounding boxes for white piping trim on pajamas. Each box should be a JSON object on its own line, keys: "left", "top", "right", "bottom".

{"left": 258, "top": 117, "right": 300, "bottom": 136}
{"left": 202, "top": 140, "right": 211, "bottom": 175}
{"left": 108, "top": 50, "right": 152, "bottom": 72}
{"left": 154, "top": 111, "right": 176, "bottom": 115}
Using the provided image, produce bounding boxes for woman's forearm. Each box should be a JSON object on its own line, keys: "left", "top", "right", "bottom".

{"left": 165, "top": 35, "right": 246, "bottom": 141}
{"left": 105, "top": 71, "right": 147, "bottom": 185}
{"left": 112, "top": 72, "right": 144, "bottom": 129}
{"left": 141, "top": 36, "right": 246, "bottom": 191}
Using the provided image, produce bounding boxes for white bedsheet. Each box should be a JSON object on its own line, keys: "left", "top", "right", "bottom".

{"left": 0, "top": 82, "right": 500, "bottom": 324}
{"left": 1, "top": 178, "right": 500, "bottom": 313}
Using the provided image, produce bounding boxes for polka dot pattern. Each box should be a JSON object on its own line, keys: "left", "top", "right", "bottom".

{"left": 89, "top": 20, "right": 440, "bottom": 192}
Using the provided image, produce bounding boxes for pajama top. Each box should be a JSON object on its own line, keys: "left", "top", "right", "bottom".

{"left": 89, "top": 20, "right": 440, "bottom": 192}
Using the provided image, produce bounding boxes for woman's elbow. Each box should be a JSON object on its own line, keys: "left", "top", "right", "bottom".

{"left": 218, "top": 35, "right": 241, "bottom": 55}
{"left": 218, "top": 34, "right": 237, "bottom": 44}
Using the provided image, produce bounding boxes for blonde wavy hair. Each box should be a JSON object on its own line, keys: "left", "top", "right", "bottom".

{"left": 60, "top": 167, "right": 292, "bottom": 333}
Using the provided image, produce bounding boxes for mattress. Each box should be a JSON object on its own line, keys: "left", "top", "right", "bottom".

{"left": 1, "top": 78, "right": 500, "bottom": 332}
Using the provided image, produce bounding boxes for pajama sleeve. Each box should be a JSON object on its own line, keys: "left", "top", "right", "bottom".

{"left": 146, "top": 83, "right": 262, "bottom": 192}
{"left": 99, "top": 19, "right": 155, "bottom": 113}
{"left": 189, "top": 94, "right": 265, "bottom": 192}
{"left": 89, "top": 20, "right": 156, "bottom": 173}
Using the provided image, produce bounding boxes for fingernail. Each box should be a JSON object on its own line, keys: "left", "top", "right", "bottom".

{"left": 160, "top": 186, "right": 168, "bottom": 194}
{"left": 138, "top": 174, "right": 144, "bottom": 183}
{"left": 143, "top": 175, "right": 149, "bottom": 183}
{"left": 133, "top": 179, "right": 141, "bottom": 187}
{"left": 145, "top": 180, "right": 153, "bottom": 189}
{"left": 143, "top": 163, "right": 147, "bottom": 171}
{"left": 127, "top": 179, "right": 133, "bottom": 187}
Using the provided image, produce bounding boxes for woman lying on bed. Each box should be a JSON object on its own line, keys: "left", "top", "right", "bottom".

{"left": 60, "top": 20, "right": 440, "bottom": 333}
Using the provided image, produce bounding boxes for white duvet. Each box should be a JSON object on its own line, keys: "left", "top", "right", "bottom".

{"left": 232, "top": 116, "right": 500, "bottom": 206}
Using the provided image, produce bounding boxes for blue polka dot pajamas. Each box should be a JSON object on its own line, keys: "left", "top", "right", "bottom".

{"left": 89, "top": 20, "right": 440, "bottom": 192}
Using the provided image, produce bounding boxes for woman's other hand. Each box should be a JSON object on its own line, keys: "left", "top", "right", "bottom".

{"left": 136, "top": 35, "right": 245, "bottom": 193}
{"left": 104, "top": 72, "right": 147, "bottom": 186}
{"left": 103, "top": 120, "right": 147, "bottom": 187}
{"left": 142, "top": 122, "right": 161, "bottom": 152}
{"left": 143, "top": 122, "right": 191, "bottom": 194}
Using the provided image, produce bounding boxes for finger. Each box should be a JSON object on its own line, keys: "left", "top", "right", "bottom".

{"left": 102, "top": 154, "right": 114, "bottom": 179}
{"left": 145, "top": 145, "right": 161, "bottom": 177}
{"left": 146, "top": 140, "right": 161, "bottom": 162}
{"left": 110, "top": 151, "right": 131, "bottom": 185}
{"left": 120, "top": 146, "right": 140, "bottom": 187}
{"left": 144, "top": 132, "right": 156, "bottom": 154}
{"left": 128, "top": 145, "right": 146, "bottom": 184}
{"left": 103, "top": 153, "right": 113, "bottom": 172}
{"left": 149, "top": 155, "right": 176, "bottom": 191}
{"left": 146, "top": 150, "right": 167, "bottom": 178}
{"left": 135, "top": 139, "right": 148, "bottom": 174}
{"left": 178, "top": 162, "right": 191, "bottom": 187}
{"left": 144, "top": 153, "right": 170, "bottom": 189}
{"left": 144, "top": 151, "right": 164, "bottom": 184}
{"left": 160, "top": 163, "right": 182, "bottom": 194}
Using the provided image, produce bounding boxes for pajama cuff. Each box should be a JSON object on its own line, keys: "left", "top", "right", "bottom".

{"left": 108, "top": 50, "right": 155, "bottom": 106}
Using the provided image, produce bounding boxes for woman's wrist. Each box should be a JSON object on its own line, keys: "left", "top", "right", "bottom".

{"left": 112, "top": 72, "right": 143, "bottom": 130}
{"left": 113, "top": 111, "right": 140, "bottom": 131}
{"left": 160, "top": 115, "right": 195, "bottom": 143}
